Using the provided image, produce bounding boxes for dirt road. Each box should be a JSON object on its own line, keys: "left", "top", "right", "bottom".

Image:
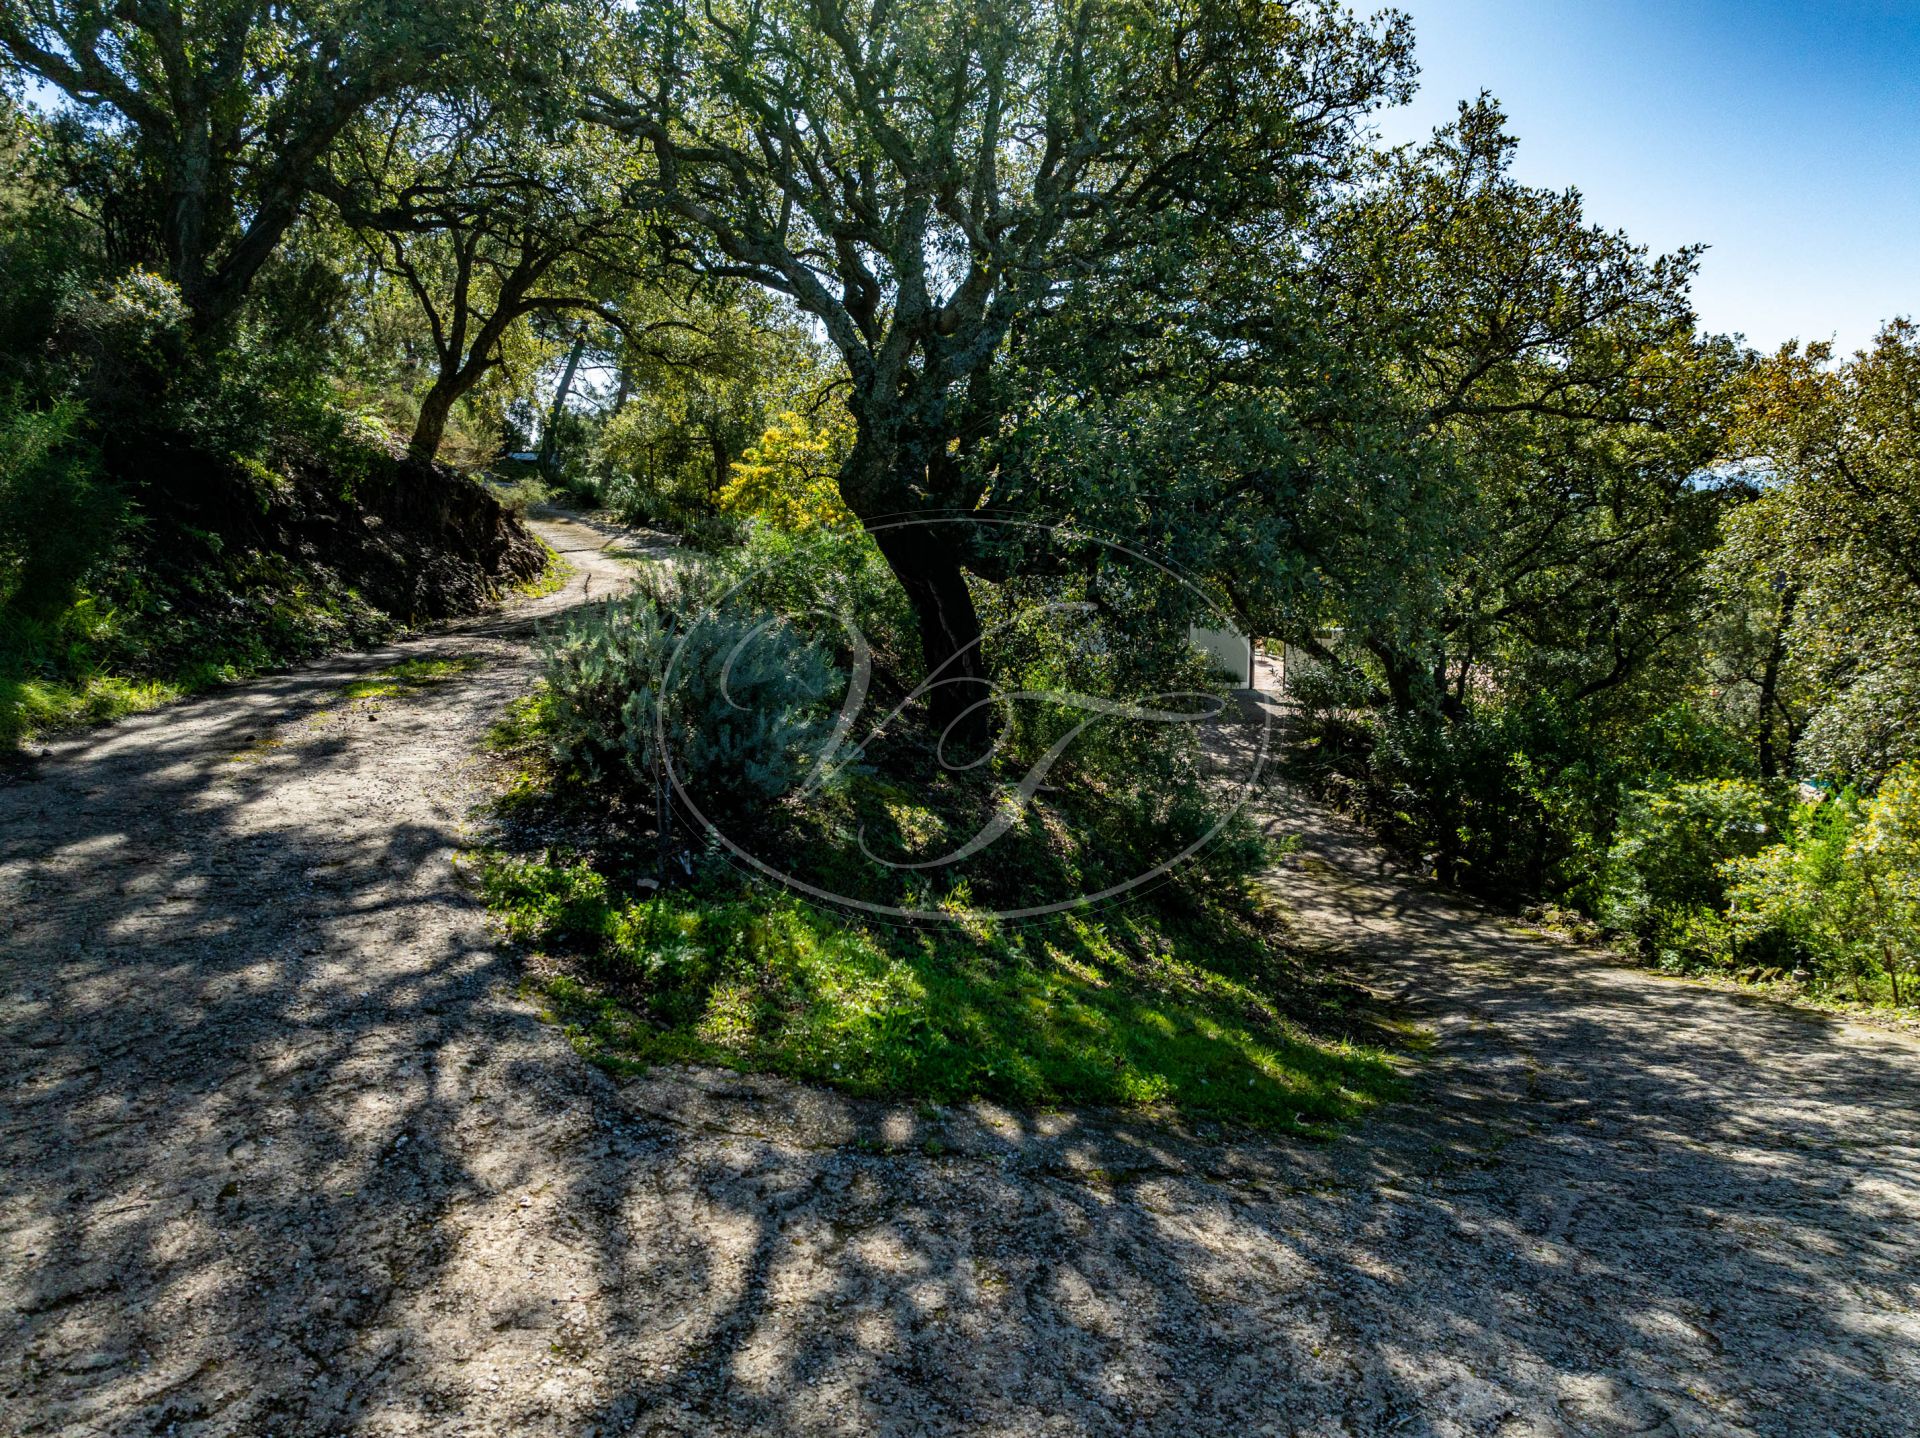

{"left": 3, "top": 513, "right": 1916, "bottom": 1436}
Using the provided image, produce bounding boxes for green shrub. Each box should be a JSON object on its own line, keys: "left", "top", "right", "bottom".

{"left": 1342, "top": 700, "right": 1593, "bottom": 897}
{"left": 721, "top": 522, "right": 919, "bottom": 683}
{"left": 1293, "top": 673, "right": 1763, "bottom": 913}
{"left": 539, "top": 570, "right": 842, "bottom": 823}
{"left": 678, "top": 510, "right": 748, "bottom": 554}
{"left": 1598, "top": 778, "right": 1774, "bottom": 968}
{"left": 0, "top": 395, "right": 123, "bottom": 620}
{"left": 1726, "top": 766, "right": 1920, "bottom": 1004}
{"left": 1371, "top": 706, "right": 1527, "bottom": 886}
{"left": 1285, "top": 650, "right": 1374, "bottom": 725}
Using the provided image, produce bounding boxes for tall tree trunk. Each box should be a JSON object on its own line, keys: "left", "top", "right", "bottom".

{"left": 410, "top": 379, "right": 459, "bottom": 465}
{"left": 539, "top": 332, "right": 587, "bottom": 477}
{"left": 868, "top": 519, "right": 992, "bottom": 754}
{"left": 1756, "top": 582, "right": 1798, "bottom": 780}
{"left": 1371, "top": 641, "right": 1424, "bottom": 716}
{"left": 709, "top": 430, "right": 731, "bottom": 502}
{"left": 167, "top": 110, "right": 213, "bottom": 317}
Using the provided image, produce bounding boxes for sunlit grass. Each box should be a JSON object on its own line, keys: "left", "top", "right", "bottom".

{"left": 0, "top": 672, "right": 183, "bottom": 747}
{"left": 342, "top": 655, "right": 484, "bottom": 702}
{"left": 480, "top": 852, "right": 1407, "bottom": 1134}
{"left": 1, "top": 532, "right": 568, "bottom": 750}
{"left": 512, "top": 541, "right": 573, "bottom": 598}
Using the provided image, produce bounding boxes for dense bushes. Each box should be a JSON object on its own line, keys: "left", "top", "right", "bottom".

{"left": 1596, "top": 779, "right": 1774, "bottom": 969}
{"left": 527, "top": 518, "right": 1275, "bottom": 926}
{"left": 0, "top": 396, "right": 123, "bottom": 621}
{"left": 1294, "top": 686, "right": 1757, "bottom": 902}
{"left": 1573, "top": 765, "right": 1920, "bottom": 1004}
{"left": 1299, "top": 667, "right": 1920, "bottom": 1004}
{"left": 539, "top": 566, "right": 842, "bottom": 821}
{"left": 1726, "top": 768, "right": 1920, "bottom": 1003}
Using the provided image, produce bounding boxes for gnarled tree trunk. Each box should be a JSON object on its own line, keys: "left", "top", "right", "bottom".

{"left": 410, "top": 380, "right": 459, "bottom": 465}
{"left": 868, "top": 519, "right": 992, "bottom": 754}
{"left": 840, "top": 427, "right": 994, "bottom": 752}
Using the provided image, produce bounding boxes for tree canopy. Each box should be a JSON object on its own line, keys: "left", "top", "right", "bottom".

{"left": 0, "top": 0, "right": 565, "bottom": 333}
{"left": 591, "top": 0, "right": 1415, "bottom": 734}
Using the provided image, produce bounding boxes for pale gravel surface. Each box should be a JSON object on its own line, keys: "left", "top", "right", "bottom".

{"left": 3, "top": 513, "right": 1918, "bottom": 1437}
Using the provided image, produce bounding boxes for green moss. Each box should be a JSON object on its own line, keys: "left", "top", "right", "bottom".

{"left": 512, "top": 541, "right": 573, "bottom": 598}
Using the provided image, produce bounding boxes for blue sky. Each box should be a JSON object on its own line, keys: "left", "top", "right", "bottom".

{"left": 14, "top": 4, "right": 1913, "bottom": 351}
{"left": 1373, "top": 0, "right": 1920, "bottom": 353}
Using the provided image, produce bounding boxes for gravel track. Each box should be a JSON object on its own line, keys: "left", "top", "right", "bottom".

{"left": 3, "top": 513, "right": 1917, "bottom": 1437}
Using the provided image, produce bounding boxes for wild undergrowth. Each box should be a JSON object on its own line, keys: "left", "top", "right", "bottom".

{"left": 473, "top": 534, "right": 1408, "bottom": 1133}
{"left": 1, "top": 542, "right": 395, "bottom": 748}
{"left": 0, "top": 486, "right": 561, "bottom": 751}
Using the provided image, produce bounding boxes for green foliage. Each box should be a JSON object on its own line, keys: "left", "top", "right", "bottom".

{"left": 987, "top": 94, "right": 1756, "bottom": 936}
{"left": 326, "top": 94, "right": 649, "bottom": 465}
{"left": 596, "top": 0, "right": 1418, "bottom": 721}
{"left": 1726, "top": 767, "right": 1920, "bottom": 1004}
{"left": 1292, "top": 687, "right": 1755, "bottom": 907}
{"left": 1598, "top": 779, "right": 1774, "bottom": 968}
{"left": 663, "top": 608, "right": 840, "bottom": 819}
{"left": 538, "top": 571, "right": 841, "bottom": 820}
{"left": 721, "top": 523, "right": 920, "bottom": 687}
{"left": 0, "top": 395, "right": 123, "bottom": 620}
{"left": 1717, "top": 324, "right": 1920, "bottom": 787}
{"left": 0, "top": 106, "right": 96, "bottom": 392}
{"left": 1003, "top": 99, "right": 1726, "bottom": 707}
{"left": 0, "top": 0, "right": 569, "bottom": 334}
{"left": 594, "top": 289, "right": 830, "bottom": 533}
{"left": 717, "top": 408, "right": 856, "bottom": 531}
{"left": 1362, "top": 704, "right": 1548, "bottom": 892}
{"left": 678, "top": 519, "right": 1272, "bottom": 923}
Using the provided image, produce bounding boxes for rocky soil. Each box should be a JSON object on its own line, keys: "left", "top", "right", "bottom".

{"left": 3, "top": 512, "right": 1917, "bottom": 1436}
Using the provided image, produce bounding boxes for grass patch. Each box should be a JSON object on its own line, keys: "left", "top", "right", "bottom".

{"left": 342, "top": 655, "right": 485, "bottom": 702}
{"left": 477, "top": 847, "right": 1406, "bottom": 1134}
{"left": 0, "top": 670, "right": 184, "bottom": 745}
{"left": 0, "top": 544, "right": 397, "bottom": 748}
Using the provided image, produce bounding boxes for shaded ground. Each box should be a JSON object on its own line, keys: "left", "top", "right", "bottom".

{"left": 3, "top": 516, "right": 1917, "bottom": 1436}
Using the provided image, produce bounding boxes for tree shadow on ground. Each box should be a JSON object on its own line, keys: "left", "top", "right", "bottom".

{"left": 2, "top": 600, "right": 1918, "bottom": 1436}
